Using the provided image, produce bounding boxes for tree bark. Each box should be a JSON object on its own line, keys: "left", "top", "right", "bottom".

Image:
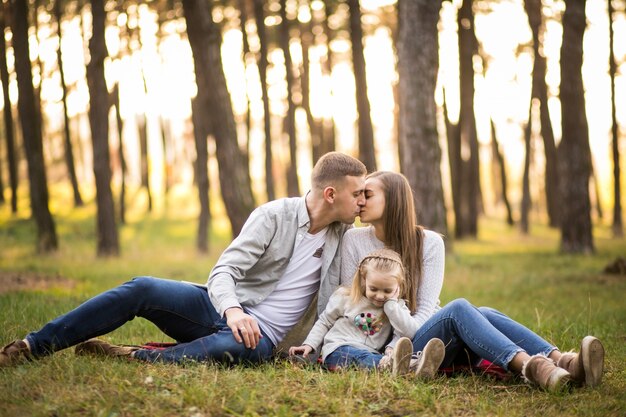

{"left": 253, "top": 0, "right": 274, "bottom": 201}
{"left": 348, "top": 0, "right": 376, "bottom": 172}
{"left": 453, "top": 0, "right": 479, "bottom": 238}
{"left": 520, "top": 103, "right": 532, "bottom": 234}
{"left": 525, "top": 0, "right": 560, "bottom": 227}
{"left": 191, "top": 96, "right": 211, "bottom": 253}
{"left": 608, "top": 0, "right": 623, "bottom": 237}
{"left": 279, "top": 0, "right": 300, "bottom": 197}
{"left": 238, "top": 0, "right": 252, "bottom": 172}
{"left": 558, "top": 0, "right": 593, "bottom": 253}
{"left": 86, "top": 0, "right": 119, "bottom": 256}
{"left": 53, "top": 0, "right": 83, "bottom": 207}
{"left": 113, "top": 83, "right": 126, "bottom": 225}
{"left": 183, "top": 0, "right": 255, "bottom": 238}
{"left": 0, "top": 10, "right": 18, "bottom": 213}
{"left": 319, "top": 0, "right": 336, "bottom": 158}
{"left": 397, "top": 0, "right": 447, "bottom": 235}
{"left": 490, "top": 119, "right": 514, "bottom": 225}
{"left": 10, "top": 0, "right": 58, "bottom": 252}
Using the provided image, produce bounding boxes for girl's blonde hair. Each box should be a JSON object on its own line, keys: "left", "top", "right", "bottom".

{"left": 366, "top": 171, "right": 424, "bottom": 313}
{"left": 349, "top": 248, "right": 406, "bottom": 306}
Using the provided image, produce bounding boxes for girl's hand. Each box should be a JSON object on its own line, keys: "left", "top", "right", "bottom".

{"left": 289, "top": 345, "right": 313, "bottom": 357}
{"left": 389, "top": 286, "right": 400, "bottom": 301}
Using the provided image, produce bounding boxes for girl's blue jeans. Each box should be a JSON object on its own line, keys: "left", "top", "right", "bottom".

{"left": 411, "top": 298, "right": 556, "bottom": 371}
{"left": 324, "top": 346, "right": 383, "bottom": 370}
{"left": 25, "top": 276, "right": 275, "bottom": 364}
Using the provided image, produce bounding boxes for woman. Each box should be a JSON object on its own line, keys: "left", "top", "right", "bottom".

{"left": 340, "top": 171, "right": 605, "bottom": 392}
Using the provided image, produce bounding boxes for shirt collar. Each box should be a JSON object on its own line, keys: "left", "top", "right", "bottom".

{"left": 298, "top": 193, "right": 311, "bottom": 229}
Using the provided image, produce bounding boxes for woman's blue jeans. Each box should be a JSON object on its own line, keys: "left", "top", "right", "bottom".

{"left": 324, "top": 345, "right": 383, "bottom": 370}
{"left": 25, "top": 277, "right": 274, "bottom": 364}
{"left": 411, "top": 298, "right": 556, "bottom": 371}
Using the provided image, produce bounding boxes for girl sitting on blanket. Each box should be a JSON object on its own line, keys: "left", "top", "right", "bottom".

{"left": 289, "top": 248, "right": 445, "bottom": 377}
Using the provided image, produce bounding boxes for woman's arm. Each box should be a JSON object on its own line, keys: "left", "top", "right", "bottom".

{"left": 412, "top": 231, "right": 445, "bottom": 328}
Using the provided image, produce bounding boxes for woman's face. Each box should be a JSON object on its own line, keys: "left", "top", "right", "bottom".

{"left": 359, "top": 178, "right": 385, "bottom": 224}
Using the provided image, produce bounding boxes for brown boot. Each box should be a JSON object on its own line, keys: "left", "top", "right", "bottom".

{"left": 522, "top": 354, "right": 571, "bottom": 392}
{"left": 410, "top": 338, "right": 445, "bottom": 380}
{"left": 75, "top": 339, "right": 139, "bottom": 358}
{"left": 557, "top": 336, "right": 604, "bottom": 387}
{"left": 0, "top": 340, "right": 32, "bottom": 367}
{"left": 391, "top": 337, "right": 413, "bottom": 376}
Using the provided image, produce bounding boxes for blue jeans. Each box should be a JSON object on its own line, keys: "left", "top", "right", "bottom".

{"left": 324, "top": 345, "right": 383, "bottom": 370}
{"left": 25, "top": 276, "right": 275, "bottom": 364}
{"left": 411, "top": 298, "right": 556, "bottom": 371}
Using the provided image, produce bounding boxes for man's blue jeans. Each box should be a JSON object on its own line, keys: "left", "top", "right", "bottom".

{"left": 25, "top": 276, "right": 274, "bottom": 364}
{"left": 411, "top": 298, "right": 556, "bottom": 371}
{"left": 324, "top": 345, "right": 383, "bottom": 370}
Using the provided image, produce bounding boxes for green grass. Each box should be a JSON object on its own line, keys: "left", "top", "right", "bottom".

{"left": 1, "top": 189, "right": 625, "bottom": 416}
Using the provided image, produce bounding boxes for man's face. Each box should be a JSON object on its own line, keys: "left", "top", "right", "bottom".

{"left": 333, "top": 175, "right": 366, "bottom": 224}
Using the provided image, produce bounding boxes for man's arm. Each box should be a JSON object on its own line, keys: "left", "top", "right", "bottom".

{"left": 207, "top": 206, "right": 276, "bottom": 349}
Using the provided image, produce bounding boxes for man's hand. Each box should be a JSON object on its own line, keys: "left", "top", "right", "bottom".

{"left": 225, "top": 307, "right": 262, "bottom": 349}
{"left": 288, "top": 345, "right": 313, "bottom": 357}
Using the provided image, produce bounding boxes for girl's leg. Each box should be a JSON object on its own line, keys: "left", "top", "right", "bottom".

{"left": 324, "top": 345, "right": 383, "bottom": 370}
{"left": 411, "top": 298, "right": 525, "bottom": 371}
{"left": 25, "top": 277, "right": 220, "bottom": 357}
{"left": 477, "top": 306, "right": 557, "bottom": 358}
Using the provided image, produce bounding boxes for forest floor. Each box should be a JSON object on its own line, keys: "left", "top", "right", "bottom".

{"left": 1, "top": 189, "right": 625, "bottom": 416}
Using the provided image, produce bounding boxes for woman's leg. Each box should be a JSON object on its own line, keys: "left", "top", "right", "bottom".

{"left": 25, "top": 277, "right": 220, "bottom": 357}
{"left": 324, "top": 345, "right": 383, "bottom": 370}
{"left": 477, "top": 306, "right": 557, "bottom": 358}
{"left": 411, "top": 298, "right": 525, "bottom": 371}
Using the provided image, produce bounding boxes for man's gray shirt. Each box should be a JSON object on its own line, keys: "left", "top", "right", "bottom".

{"left": 206, "top": 196, "right": 350, "bottom": 329}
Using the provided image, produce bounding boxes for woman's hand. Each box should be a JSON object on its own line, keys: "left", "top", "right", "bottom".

{"left": 288, "top": 345, "right": 313, "bottom": 357}
{"left": 225, "top": 307, "right": 263, "bottom": 349}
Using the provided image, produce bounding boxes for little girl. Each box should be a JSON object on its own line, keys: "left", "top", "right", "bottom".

{"left": 289, "top": 249, "right": 444, "bottom": 376}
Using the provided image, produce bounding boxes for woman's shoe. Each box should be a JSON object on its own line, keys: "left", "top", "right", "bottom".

{"left": 557, "top": 336, "right": 604, "bottom": 387}
{"left": 522, "top": 354, "right": 571, "bottom": 392}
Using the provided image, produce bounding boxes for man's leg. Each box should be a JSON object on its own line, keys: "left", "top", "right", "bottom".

{"left": 132, "top": 321, "right": 275, "bottom": 364}
{"left": 24, "top": 277, "right": 220, "bottom": 357}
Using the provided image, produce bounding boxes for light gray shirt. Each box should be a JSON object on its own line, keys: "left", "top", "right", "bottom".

{"left": 207, "top": 196, "right": 350, "bottom": 327}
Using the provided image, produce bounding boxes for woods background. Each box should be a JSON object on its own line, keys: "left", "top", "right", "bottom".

{"left": 0, "top": 0, "right": 624, "bottom": 256}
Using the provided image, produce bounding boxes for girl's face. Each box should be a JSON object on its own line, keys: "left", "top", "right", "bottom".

{"left": 359, "top": 178, "right": 385, "bottom": 224}
{"left": 363, "top": 270, "right": 399, "bottom": 307}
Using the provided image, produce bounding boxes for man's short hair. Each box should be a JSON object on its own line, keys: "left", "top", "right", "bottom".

{"left": 311, "top": 152, "right": 366, "bottom": 190}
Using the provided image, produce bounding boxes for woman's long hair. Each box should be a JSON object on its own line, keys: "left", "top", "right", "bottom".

{"left": 366, "top": 171, "right": 424, "bottom": 313}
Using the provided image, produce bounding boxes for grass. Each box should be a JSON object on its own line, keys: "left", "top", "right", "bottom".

{"left": 1, "top": 188, "right": 625, "bottom": 416}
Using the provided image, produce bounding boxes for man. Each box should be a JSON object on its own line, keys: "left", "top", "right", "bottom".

{"left": 0, "top": 152, "right": 366, "bottom": 365}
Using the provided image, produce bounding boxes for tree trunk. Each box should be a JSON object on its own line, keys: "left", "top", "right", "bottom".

{"left": 113, "top": 83, "right": 126, "bottom": 225}
{"left": 456, "top": 0, "right": 479, "bottom": 238}
{"left": 608, "top": 0, "right": 623, "bottom": 237}
{"left": 300, "top": 3, "right": 323, "bottom": 170}
{"left": 490, "top": 119, "right": 514, "bottom": 225}
{"left": 443, "top": 88, "right": 463, "bottom": 238}
{"left": 319, "top": 0, "right": 336, "bottom": 158}
{"left": 86, "top": 0, "right": 119, "bottom": 256}
{"left": 253, "top": 0, "right": 275, "bottom": 201}
{"left": 279, "top": 0, "right": 300, "bottom": 197}
{"left": 10, "top": 0, "right": 58, "bottom": 252}
{"left": 183, "top": 0, "right": 255, "bottom": 238}
{"left": 0, "top": 11, "right": 18, "bottom": 213}
{"left": 238, "top": 0, "right": 252, "bottom": 172}
{"left": 53, "top": 0, "right": 83, "bottom": 207}
{"left": 397, "top": 0, "right": 447, "bottom": 235}
{"left": 191, "top": 96, "right": 211, "bottom": 253}
{"left": 348, "top": 0, "right": 376, "bottom": 172}
{"left": 558, "top": 0, "right": 593, "bottom": 253}
{"left": 525, "top": 0, "right": 560, "bottom": 227}
{"left": 520, "top": 103, "right": 532, "bottom": 234}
